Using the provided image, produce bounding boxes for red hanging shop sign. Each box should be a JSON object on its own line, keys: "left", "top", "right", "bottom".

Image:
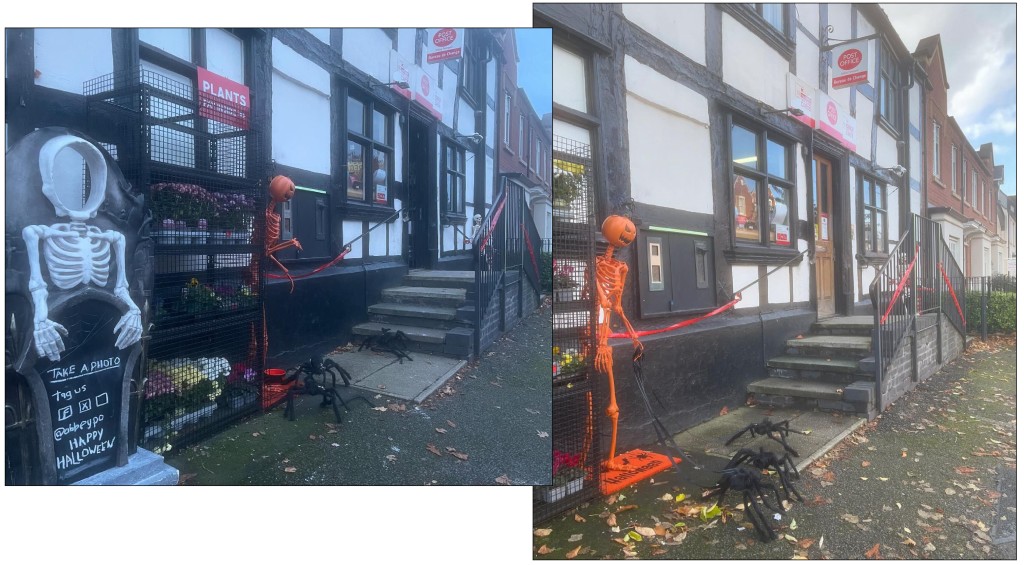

{"left": 197, "top": 66, "right": 251, "bottom": 130}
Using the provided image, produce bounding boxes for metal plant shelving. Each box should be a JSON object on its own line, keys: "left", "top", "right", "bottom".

{"left": 85, "top": 68, "right": 266, "bottom": 454}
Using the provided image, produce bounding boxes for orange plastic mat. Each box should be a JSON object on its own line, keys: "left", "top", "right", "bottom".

{"left": 599, "top": 449, "right": 681, "bottom": 495}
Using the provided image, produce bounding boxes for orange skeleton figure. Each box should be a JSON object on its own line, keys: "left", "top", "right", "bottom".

{"left": 593, "top": 215, "right": 642, "bottom": 471}
{"left": 262, "top": 175, "right": 303, "bottom": 292}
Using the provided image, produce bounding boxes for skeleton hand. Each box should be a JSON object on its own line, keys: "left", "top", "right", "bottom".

{"left": 34, "top": 319, "right": 69, "bottom": 361}
{"left": 595, "top": 344, "right": 613, "bottom": 375}
{"left": 113, "top": 310, "right": 142, "bottom": 350}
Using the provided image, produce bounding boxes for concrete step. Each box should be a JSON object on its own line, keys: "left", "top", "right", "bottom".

{"left": 367, "top": 302, "right": 464, "bottom": 330}
{"left": 748, "top": 377, "right": 877, "bottom": 418}
{"left": 786, "top": 335, "right": 873, "bottom": 360}
{"left": 404, "top": 269, "right": 476, "bottom": 290}
{"left": 812, "top": 315, "right": 875, "bottom": 336}
{"left": 767, "top": 355, "right": 866, "bottom": 373}
{"left": 351, "top": 322, "right": 474, "bottom": 359}
{"left": 352, "top": 322, "right": 447, "bottom": 344}
{"left": 382, "top": 286, "right": 467, "bottom": 307}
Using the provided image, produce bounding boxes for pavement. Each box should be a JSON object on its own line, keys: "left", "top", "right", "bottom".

{"left": 165, "top": 300, "right": 553, "bottom": 486}
{"left": 533, "top": 335, "right": 1017, "bottom": 560}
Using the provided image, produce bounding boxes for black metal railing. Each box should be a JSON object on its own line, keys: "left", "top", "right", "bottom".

{"left": 964, "top": 276, "right": 1016, "bottom": 337}
{"left": 521, "top": 208, "right": 545, "bottom": 294}
{"left": 869, "top": 228, "right": 917, "bottom": 397}
{"left": 937, "top": 243, "right": 967, "bottom": 338}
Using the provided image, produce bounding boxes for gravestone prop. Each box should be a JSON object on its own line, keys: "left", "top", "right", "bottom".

{"left": 6, "top": 127, "right": 159, "bottom": 485}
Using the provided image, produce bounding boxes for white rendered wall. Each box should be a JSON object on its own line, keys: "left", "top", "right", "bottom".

{"left": 722, "top": 15, "right": 788, "bottom": 108}
{"left": 306, "top": 29, "right": 331, "bottom": 45}
{"left": 909, "top": 136, "right": 922, "bottom": 195}
{"left": 733, "top": 265, "right": 761, "bottom": 308}
{"left": 390, "top": 198, "right": 404, "bottom": 255}
{"left": 876, "top": 127, "right": 899, "bottom": 170}
{"left": 441, "top": 66, "right": 459, "bottom": 129}
{"left": 886, "top": 182, "right": 899, "bottom": 252}
{"left": 369, "top": 219, "right": 388, "bottom": 256}
{"left": 795, "top": 30, "right": 820, "bottom": 87}
{"left": 272, "top": 40, "right": 330, "bottom": 175}
{"left": 793, "top": 239, "right": 811, "bottom": 302}
{"left": 768, "top": 266, "right": 791, "bottom": 304}
{"left": 343, "top": 29, "right": 392, "bottom": 82}
{"left": 795, "top": 4, "right": 818, "bottom": 44}
{"left": 139, "top": 28, "right": 190, "bottom": 61}
{"left": 343, "top": 220, "right": 363, "bottom": 259}
{"left": 34, "top": 29, "right": 113, "bottom": 94}
{"left": 622, "top": 3, "right": 706, "bottom": 66}
{"left": 397, "top": 29, "right": 417, "bottom": 59}
{"left": 457, "top": 95, "right": 477, "bottom": 136}
{"left": 624, "top": 56, "right": 712, "bottom": 215}
{"left": 853, "top": 91, "right": 873, "bottom": 161}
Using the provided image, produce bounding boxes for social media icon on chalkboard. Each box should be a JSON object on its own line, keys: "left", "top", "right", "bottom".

{"left": 95, "top": 392, "right": 109, "bottom": 407}
{"left": 79, "top": 398, "right": 92, "bottom": 413}
{"left": 58, "top": 405, "right": 73, "bottom": 421}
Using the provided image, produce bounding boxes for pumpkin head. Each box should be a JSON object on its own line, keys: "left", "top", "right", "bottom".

{"left": 269, "top": 175, "right": 296, "bottom": 203}
{"left": 602, "top": 215, "right": 636, "bottom": 248}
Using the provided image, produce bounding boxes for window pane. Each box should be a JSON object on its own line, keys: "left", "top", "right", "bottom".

{"left": 372, "top": 149, "right": 388, "bottom": 203}
{"left": 733, "top": 174, "right": 761, "bottom": 241}
{"left": 731, "top": 125, "right": 758, "bottom": 168}
{"left": 766, "top": 139, "right": 787, "bottom": 179}
{"left": 139, "top": 28, "right": 192, "bottom": 61}
{"left": 553, "top": 44, "right": 588, "bottom": 113}
{"left": 863, "top": 208, "right": 873, "bottom": 251}
{"left": 347, "top": 141, "right": 364, "bottom": 199}
{"left": 761, "top": 4, "right": 784, "bottom": 32}
{"left": 347, "top": 97, "right": 365, "bottom": 134}
{"left": 372, "top": 109, "right": 387, "bottom": 144}
{"left": 875, "top": 211, "right": 885, "bottom": 250}
{"left": 768, "top": 184, "right": 791, "bottom": 244}
{"left": 863, "top": 178, "right": 872, "bottom": 206}
{"left": 874, "top": 183, "right": 884, "bottom": 209}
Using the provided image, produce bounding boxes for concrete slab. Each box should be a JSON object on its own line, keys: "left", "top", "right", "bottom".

{"left": 326, "top": 348, "right": 465, "bottom": 403}
{"left": 787, "top": 335, "right": 872, "bottom": 350}
{"left": 670, "top": 405, "right": 863, "bottom": 469}
{"left": 748, "top": 377, "right": 845, "bottom": 400}
{"left": 72, "top": 448, "right": 179, "bottom": 485}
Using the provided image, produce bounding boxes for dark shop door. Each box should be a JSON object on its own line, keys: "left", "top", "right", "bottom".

{"left": 407, "top": 118, "right": 432, "bottom": 269}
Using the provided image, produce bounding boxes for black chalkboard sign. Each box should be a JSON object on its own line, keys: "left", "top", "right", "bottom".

{"left": 34, "top": 300, "right": 126, "bottom": 484}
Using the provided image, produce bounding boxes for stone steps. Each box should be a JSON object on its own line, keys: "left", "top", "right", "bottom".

{"left": 381, "top": 286, "right": 467, "bottom": 307}
{"left": 749, "top": 377, "right": 876, "bottom": 418}
{"left": 404, "top": 269, "right": 476, "bottom": 291}
{"left": 785, "top": 335, "right": 872, "bottom": 361}
{"left": 811, "top": 315, "right": 874, "bottom": 337}
{"left": 367, "top": 302, "right": 467, "bottom": 330}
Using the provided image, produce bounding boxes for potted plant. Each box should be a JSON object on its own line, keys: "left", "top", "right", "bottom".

{"left": 150, "top": 182, "right": 216, "bottom": 243}
{"left": 538, "top": 450, "right": 586, "bottom": 503}
{"left": 553, "top": 346, "right": 586, "bottom": 377}
{"left": 553, "top": 262, "right": 579, "bottom": 302}
{"left": 552, "top": 171, "right": 583, "bottom": 207}
{"left": 212, "top": 191, "right": 256, "bottom": 244}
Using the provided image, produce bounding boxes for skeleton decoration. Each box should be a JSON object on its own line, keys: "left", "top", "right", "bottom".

{"left": 592, "top": 215, "right": 642, "bottom": 472}
{"left": 22, "top": 135, "right": 142, "bottom": 361}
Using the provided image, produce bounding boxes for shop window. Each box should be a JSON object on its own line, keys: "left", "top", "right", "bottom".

{"left": 858, "top": 174, "right": 888, "bottom": 256}
{"left": 878, "top": 43, "right": 900, "bottom": 129}
{"left": 346, "top": 94, "right": 393, "bottom": 205}
{"left": 443, "top": 141, "right": 466, "bottom": 218}
{"left": 729, "top": 117, "right": 795, "bottom": 250}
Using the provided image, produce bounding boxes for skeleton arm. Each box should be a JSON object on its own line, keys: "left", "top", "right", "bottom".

{"left": 105, "top": 230, "right": 142, "bottom": 349}
{"left": 21, "top": 224, "right": 68, "bottom": 361}
{"left": 611, "top": 262, "right": 643, "bottom": 352}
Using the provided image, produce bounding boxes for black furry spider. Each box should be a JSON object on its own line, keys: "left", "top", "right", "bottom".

{"left": 284, "top": 356, "right": 373, "bottom": 423}
{"left": 359, "top": 327, "right": 413, "bottom": 364}
{"left": 725, "top": 417, "right": 799, "bottom": 457}
{"left": 703, "top": 466, "right": 785, "bottom": 542}
{"left": 724, "top": 447, "right": 804, "bottom": 503}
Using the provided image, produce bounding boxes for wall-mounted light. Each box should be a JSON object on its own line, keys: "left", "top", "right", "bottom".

{"left": 760, "top": 106, "right": 805, "bottom": 117}
{"left": 456, "top": 132, "right": 483, "bottom": 144}
{"left": 874, "top": 164, "right": 906, "bottom": 179}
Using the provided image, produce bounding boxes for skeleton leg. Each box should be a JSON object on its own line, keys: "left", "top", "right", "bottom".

{"left": 269, "top": 254, "right": 296, "bottom": 293}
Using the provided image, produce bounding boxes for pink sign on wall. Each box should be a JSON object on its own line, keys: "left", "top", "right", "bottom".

{"left": 815, "top": 93, "right": 856, "bottom": 151}
{"left": 426, "top": 28, "right": 464, "bottom": 64}
{"left": 197, "top": 66, "right": 250, "bottom": 130}
{"left": 391, "top": 54, "right": 444, "bottom": 121}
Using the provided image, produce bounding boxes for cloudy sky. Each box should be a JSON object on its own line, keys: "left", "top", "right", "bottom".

{"left": 881, "top": 3, "right": 1017, "bottom": 195}
{"left": 516, "top": 28, "right": 554, "bottom": 117}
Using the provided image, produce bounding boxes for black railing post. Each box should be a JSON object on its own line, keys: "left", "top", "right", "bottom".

{"left": 981, "top": 276, "right": 989, "bottom": 341}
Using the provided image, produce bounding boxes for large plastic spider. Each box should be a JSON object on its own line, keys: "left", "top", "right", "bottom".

{"left": 283, "top": 356, "right": 372, "bottom": 423}
{"left": 358, "top": 327, "right": 413, "bottom": 364}
{"left": 703, "top": 466, "right": 785, "bottom": 542}
{"left": 725, "top": 417, "right": 799, "bottom": 457}
{"left": 724, "top": 446, "right": 804, "bottom": 503}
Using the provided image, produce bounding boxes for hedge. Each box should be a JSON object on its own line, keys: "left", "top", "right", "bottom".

{"left": 965, "top": 290, "right": 1017, "bottom": 334}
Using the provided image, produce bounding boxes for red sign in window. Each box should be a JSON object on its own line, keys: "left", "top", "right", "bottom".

{"left": 197, "top": 67, "right": 250, "bottom": 130}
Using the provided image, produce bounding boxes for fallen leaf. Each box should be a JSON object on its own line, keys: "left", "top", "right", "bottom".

{"left": 676, "top": 493, "right": 687, "bottom": 502}
{"left": 568, "top": 533, "right": 583, "bottom": 543}
{"left": 534, "top": 528, "right": 552, "bottom": 537}
{"left": 862, "top": 461, "right": 871, "bottom": 467}
{"left": 800, "top": 430, "right": 812, "bottom": 435}
{"left": 798, "top": 538, "right": 815, "bottom": 549}
{"left": 251, "top": 432, "right": 260, "bottom": 437}
{"left": 954, "top": 466, "right": 977, "bottom": 475}
{"left": 860, "top": 477, "right": 869, "bottom": 481}
{"left": 574, "top": 514, "right": 586, "bottom": 523}
{"left": 617, "top": 504, "right": 638, "bottom": 513}
{"left": 426, "top": 444, "right": 442, "bottom": 456}
{"left": 372, "top": 406, "right": 388, "bottom": 412}
{"left": 537, "top": 430, "right": 549, "bottom": 438}
{"left": 495, "top": 474, "right": 511, "bottom": 485}
{"left": 627, "top": 531, "right": 643, "bottom": 541}
{"left": 385, "top": 454, "right": 397, "bottom": 462}
{"left": 331, "top": 443, "right": 340, "bottom": 447}
{"left": 903, "top": 537, "right": 917, "bottom": 547}
{"left": 525, "top": 408, "right": 541, "bottom": 415}
{"left": 660, "top": 493, "right": 673, "bottom": 501}
{"left": 634, "top": 526, "right": 657, "bottom": 537}
{"left": 606, "top": 513, "right": 618, "bottom": 527}
{"left": 923, "top": 542, "right": 936, "bottom": 552}
{"left": 945, "top": 488, "right": 957, "bottom": 495}
{"left": 451, "top": 451, "right": 469, "bottom": 461}
{"left": 435, "top": 427, "right": 447, "bottom": 434}
{"left": 445, "top": 419, "right": 456, "bottom": 428}
{"left": 864, "top": 543, "right": 882, "bottom": 559}
{"left": 283, "top": 467, "right": 297, "bottom": 473}
{"left": 789, "top": 518, "right": 798, "bottom": 530}
{"left": 700, "top": 505, "right": 722, "bottom": 521}
{"left": 536, "top": 545, "right": 552, "bottom": 555}
{"left": 841, "top": 514, "right": 860, "bottom": 524}
{"left": 720, "top": 405, "right": 729, "bottom": 416}
{"left": 566, "top": 546, "right": 582, "bottom": 559}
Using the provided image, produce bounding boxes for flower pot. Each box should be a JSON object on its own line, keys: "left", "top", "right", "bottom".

{"left": 537, "top": 477, "right": 584, "bottom": 503}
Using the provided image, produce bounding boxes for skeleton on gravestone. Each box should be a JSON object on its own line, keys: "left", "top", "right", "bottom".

{"left": 20, "top": 135, "right": 143, "bottom": 362}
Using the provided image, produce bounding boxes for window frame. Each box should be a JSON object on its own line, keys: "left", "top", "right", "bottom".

{"left": 720, "top": 3, "right": 795, "bottom": 60}
{"left": 972, "top": 170, "right": 978, "bottom": 209}
{"left": 878, "top": 41, "right": 900, "bottom": 131}
{"left": 458, "top": 30, "right": 486, "bottom": 107}
{"left": 344, "top": 91, "right": 395, "bottom": 207}
{"left": 519, "top": 114, "right": 527, "bottom": 163}
{"left": 442, "top": 139, "right": 467, "bottom": 220}
{"left": 858, "top": 172, "right": 889, "bottom": 258}
{"left": 726, "top": 114, "right": 798, "bottom": 256}
{"left": 932, "top": 121, "right": 941, "bottom": 178}
{"left": 503, "top": 91, "right": 512, "bottom": 147}
{"left": 951, "top": 145, "right": 958, "bottom": 195}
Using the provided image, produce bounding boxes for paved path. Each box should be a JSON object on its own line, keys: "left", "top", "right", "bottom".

{"left": 534, "top": 336, "right": 1016, "bottom": 560}
{"left": 166, "top": 301, "right": 553, "bottom": 486}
